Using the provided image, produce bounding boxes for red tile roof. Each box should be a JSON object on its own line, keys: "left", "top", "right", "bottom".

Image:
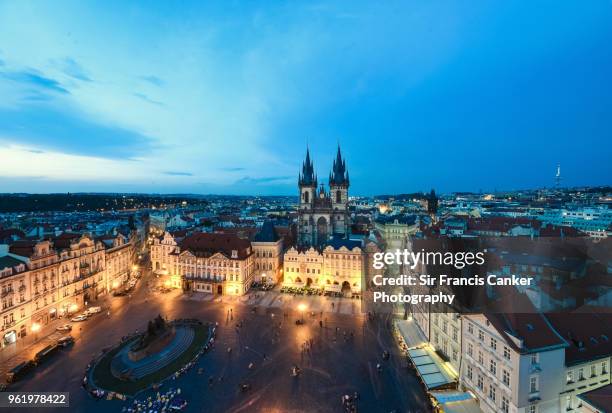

{"left": 546, "top": 310, "right": 612, "bottom": 366}
{"left": 179, "top": 232, "right": 252, "bottom": 260}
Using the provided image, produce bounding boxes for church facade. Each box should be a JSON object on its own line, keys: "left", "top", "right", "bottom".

{"left": 282, "top": 146, "right": 366, "bottom": 296}
{"left": 297, "top": 146, "right": 350, "bottom": 247}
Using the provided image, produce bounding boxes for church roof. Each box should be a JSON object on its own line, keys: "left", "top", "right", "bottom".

{"left": 299, "top": 147, "right": 317, "bottom": 186}
{"left": 329, "top": 145, "right": 349, "bottom": 186}
{"left": 253, "top": 221, "right": 280, "bottom": 242}
{"left": 325, "top": 237, "right": 361, "bottom": 250}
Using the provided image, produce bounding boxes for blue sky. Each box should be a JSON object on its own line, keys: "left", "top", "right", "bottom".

{"left": 0, "top": 1, "right": 611, "bottom": 195}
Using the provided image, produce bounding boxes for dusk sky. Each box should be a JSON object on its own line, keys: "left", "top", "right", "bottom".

{"left": 0, "top": 1, "right": 611, "bottom": 195}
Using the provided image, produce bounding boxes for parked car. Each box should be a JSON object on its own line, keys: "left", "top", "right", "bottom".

{"left": 71, "top": 314, "right": 88, "bottom": 322}
{"left": 57, "top": 336, "right": 75, "bottom": 347}
{"left": 56, "top": 324, "right": 72, "bottom": 332}
{"left": 34, "top": 344, "right": 60, "bottom": 365}
{"left": 86, "top": 306, "right": 101, "bottom": 315}
{"left": 6, "top": 360, "right": 35, "bottom": 383}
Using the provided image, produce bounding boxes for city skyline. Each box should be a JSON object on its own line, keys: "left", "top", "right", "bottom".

{"left": 1, "top": 1, "right": 611, "bottom": 195}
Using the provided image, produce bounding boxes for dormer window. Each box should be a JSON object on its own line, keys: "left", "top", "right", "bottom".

{"left": 231, "top": 250, "right": 238, "bottom": 258}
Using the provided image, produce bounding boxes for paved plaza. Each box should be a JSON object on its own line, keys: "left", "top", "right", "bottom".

{"left": 181, "top": 289, "right": 363, "bottom": 316}
{"left": 2, "top": 272, "right": 429, "bottom": 413}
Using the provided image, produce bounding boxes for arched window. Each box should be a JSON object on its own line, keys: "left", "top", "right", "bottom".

{"left": 303, "top": 191, "right": 309, "bottom": 203}
{"left": 336, "top": 190, "right": 342, "bottom": 203}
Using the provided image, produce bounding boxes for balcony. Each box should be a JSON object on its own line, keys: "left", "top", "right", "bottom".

{"left": 528, "top": 391, "right": 541, "bottom": 403}
{"left": 1, "top": 289, "right": 14, "bottom": 298}
{"left": 530, "top": 363, "right": 541, "bottom": 373}
{"left": 19, "top": 285, "right": 26, "bottom": 292}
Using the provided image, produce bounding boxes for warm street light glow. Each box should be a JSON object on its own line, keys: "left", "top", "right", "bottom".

{"left": 31, "top": 322, "right": 41, "bottom": 333}
{"left": 69, "top": 303, "right": 78, "bottom": 312}
{"left": 297, "top": 303, "right": 307, "bottom": 313}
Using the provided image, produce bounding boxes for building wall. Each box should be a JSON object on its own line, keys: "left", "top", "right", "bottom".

{"left": 0, "top": 234, "right": 135, "bottom": 348}
{"left": 283, "top": 245, "right": 363, "bottom": 294}
{"left": 177, "top": 251, "right": 255, "bottom": 296}
{"left": 561, "top": 357, "right": 611, "bottom": 412}
{"left": 252, "top": 239, "right": 283, "bottom": 284}
{"left": 461, "top": 314, "right": 566, "bottom": 413}
{"left": 430, "top": 309, "right": 462, "bottom": 375}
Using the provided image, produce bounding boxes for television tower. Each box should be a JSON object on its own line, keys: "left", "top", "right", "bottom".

{"left": 555, "top": 163, "right": 562, "bottom": 188}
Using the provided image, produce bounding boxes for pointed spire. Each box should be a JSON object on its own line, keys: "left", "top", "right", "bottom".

{"left": 299, "top": 146, "right": 316, "bottom": 186}
{"left": 330, "top": 143, "right": 348, "bottom": 186}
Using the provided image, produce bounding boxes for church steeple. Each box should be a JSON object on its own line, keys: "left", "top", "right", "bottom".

{"left": 329, "top": 144, "right": 349, "bottom": 186}
{"left": 299, "top": 147, "right": 316, "bottom": 187}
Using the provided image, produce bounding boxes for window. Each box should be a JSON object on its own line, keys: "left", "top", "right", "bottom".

{"left": 477, "top": 374, "right": 484, "bottom": 390}
{"left": 591, "top": 365, "right": 596, "bottom": 377}
{"left": 490, "top": 360, "right": 497, "bottom": 375}
{"left": 565, "top": 395, "right": 571, "bottom": 410}
{"left": 502, "top": 396, "right": 509, "bottom": 413}
{"left": 566, "top": 370, "right": 574, "bottom": 384}
{"left": 531, "top": 353, "right": 538, "bottom": 365}
{"left": 491, "top": 338, "right": 497, "bottom": 350}
{"left": 468, "top": 342, "right": 473, "bottom": 357}
{"left": 503, "top": 346, "right": 511, "bottom": 360}
{"left": 478, "top": 351, "right": 483, "bottom": 365}
{"left": 467, "top": 365, "right": 473, "bottom": 380}
{"left": 529, "top": 376, "right": 538, "bottom": 393}
{"left": 489, "top": 385, "right": 496, "bottom": 402}
{"left": 602, "top": 361, "right": 608, "bottom": 374}
{"left": 578, "top": 368, "right": 584, "bottom": 381}
{"left": 529, "top": 404, "right": 537, "bottom": 413}
{"left": 468, "top": 323, "right": 474, "bottom": 334}
{"left": 503, "top": 369, "right": 510, "bottom": 386}
{"left": 479, "top": 330, "right": 485, "bottom": 341}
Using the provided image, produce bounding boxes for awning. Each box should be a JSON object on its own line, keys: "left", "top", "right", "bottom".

{"left": 429, "top": 391, "right": 481, "bottom": 413}
{"left": 407, "top": 346, "right": 456, "bottom": 391}
{"left": 394, "top": 318, "right": 427, "bottom": 349}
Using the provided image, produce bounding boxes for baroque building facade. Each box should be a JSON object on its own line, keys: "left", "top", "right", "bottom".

{"left": 0, "top": 233, "right": 134, "bottom": 348}
{"left": 152, "top": 231, "right": 267, "bottom": 296}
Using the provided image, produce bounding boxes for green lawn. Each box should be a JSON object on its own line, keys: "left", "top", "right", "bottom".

{"left": 91, "top": 323, "right": 211, "bottom": 396}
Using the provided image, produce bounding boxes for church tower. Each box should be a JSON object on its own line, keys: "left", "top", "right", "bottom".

{"left": 329, "top": 145, "right": 350, "bottom": 236}
{"left": 298, "top": 148, "right": 316, "bottom": 245}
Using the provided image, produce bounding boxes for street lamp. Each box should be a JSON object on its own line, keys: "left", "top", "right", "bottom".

{"left": 297, "top": 303, "right": 307, "bottom": 322}
{"left": 31, "top": 322, "right": 41, "bottom": 343}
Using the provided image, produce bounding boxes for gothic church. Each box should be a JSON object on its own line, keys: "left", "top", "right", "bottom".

{"left": 297, "top": 146, "right": 350, "bottom": 247}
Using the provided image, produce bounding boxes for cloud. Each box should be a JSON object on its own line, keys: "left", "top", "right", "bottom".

{"left": 0, "top": 106, "right": 154, "bottom": 160}
{"left": 60, "top": 57, "right": 92, "bottom": 82}
{"left": 163, "top": 171, "right": 193, "bottom": 176}
{"left": 133, "top": 92, "right": 164, "bottom": 106}
{"left": 1, "top": 69, "right": 69, "bottom": 94}
{"left": 235, "top": 175, "right": 292, "bottom": 185}
{"left": 140, "top": 75, "right": 164, "bottom": 87}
